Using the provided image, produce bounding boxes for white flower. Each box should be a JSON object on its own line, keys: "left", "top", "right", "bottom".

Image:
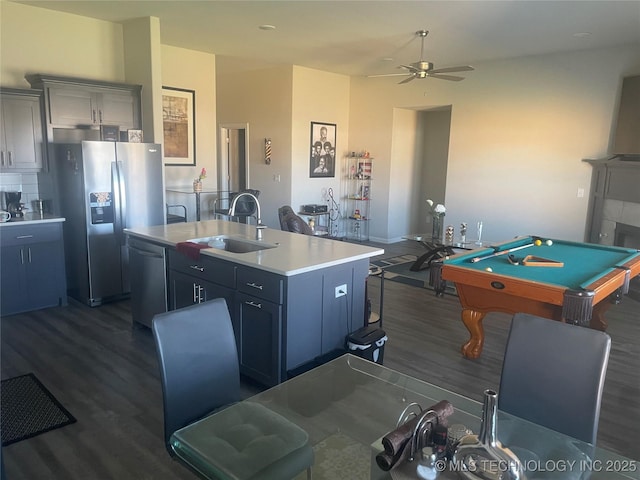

{"left": 426, "top": 198, "right": 446, "bottom": 215}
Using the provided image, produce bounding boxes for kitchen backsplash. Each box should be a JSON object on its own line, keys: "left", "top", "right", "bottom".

{"left": 0, "top": 172, "right": 40, "bottom": 212}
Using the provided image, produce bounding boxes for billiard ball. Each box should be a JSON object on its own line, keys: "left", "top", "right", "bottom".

{"left": 546, "top": 239, "right": 553, "bottom": 246}
{"left": 485, "top": 267, "right": 493, "bottom": 272}
{"left": 534, "top": 239, "right": 542, "bottom": 246}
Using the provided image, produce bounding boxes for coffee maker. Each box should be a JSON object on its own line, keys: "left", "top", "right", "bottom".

{"left": 5, "top": 191, "right": 24, "bottom": 218}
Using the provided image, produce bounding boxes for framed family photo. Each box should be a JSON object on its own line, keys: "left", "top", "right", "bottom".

{"left": 162, "top": 86, "right": 196, "bottom": 166}
{"left": 309, "top": 121, "right": 336, "bottom": 178}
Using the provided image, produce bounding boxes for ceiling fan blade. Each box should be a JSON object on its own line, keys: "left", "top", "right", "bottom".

{"left": 428, "top": 73, "right": 466, "bottom": 81}
{"left": 398, "top": 75, "right": 417, "bottom": 85}
{"left": 367, "top": 73, "right": 413, "bottom": 78}
{"left": 429, "top": 65, "right": 474, "bottom": 74}
{"left": 399, "top": 64, "right": 421, "bottom": 73}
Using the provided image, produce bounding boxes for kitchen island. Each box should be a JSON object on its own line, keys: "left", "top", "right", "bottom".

{"left": 125, "top": 220, "right": 383, "bottom": 386}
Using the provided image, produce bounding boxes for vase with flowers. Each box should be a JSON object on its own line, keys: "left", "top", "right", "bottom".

{"left": 426, "top": 199, "right": 446, "bottom": 242}
{"left": 193, "top": 168, "right": 206, "bottom": 192}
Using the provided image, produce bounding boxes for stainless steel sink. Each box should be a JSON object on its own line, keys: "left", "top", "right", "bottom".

{"left": 188, "top": 235, "right": 277, "bottom": 253}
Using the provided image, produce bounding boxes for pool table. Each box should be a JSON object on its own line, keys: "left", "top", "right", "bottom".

{"left": 431, "top": 235, "right": 640, "bottom": 359}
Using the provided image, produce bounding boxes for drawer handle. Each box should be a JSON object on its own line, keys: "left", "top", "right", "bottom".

{"left": 189, "top": 265, "right": 204, "bottom": 272}
{"left": 17, "top": 235, "right": 34, "bottom": 239}
{"left": 245, "top": 301, "right": 262, "bottom": 309}
{"left": 246, "top": 282, "right": 264, "bottom": 290}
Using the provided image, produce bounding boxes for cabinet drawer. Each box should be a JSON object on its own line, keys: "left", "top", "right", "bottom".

{"left": 237, "top": 267, "right": 283, "bottom": 304}
{"left": 0, "top": 223, "right": 62, "bottom": 247}
{"left": 168, "top": 250, "right": 235, "bottom": 288}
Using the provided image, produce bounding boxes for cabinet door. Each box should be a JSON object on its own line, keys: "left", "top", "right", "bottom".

{"left": 48, "top": 86, "right": 96, "bottom": 126}
{"left": 0, "top": 245, "right": 28, "bottom": 316}
{"left": 0, "top": 96, "right": 43, "bottom": 171}
{"left": 25, "top": 241, "right": 65, "bottom": 310}
{"left": 237, "top": 292, "right": 282, "bottom": 386}
{"left": 169, "top": 271, "right": 235, "bottom": 311}
{"left": 98, "top": 90, "right": 138, "bottom": 128}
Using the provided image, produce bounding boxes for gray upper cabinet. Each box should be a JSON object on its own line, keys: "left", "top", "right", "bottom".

{"left": 0, "top": 88, "right": 44, "bottom": 172}
{"left": 25, "top": 74, "right": 142, "bottom": 134}
{"left": 48, "top": 85, "right": 139, "bottom": 128}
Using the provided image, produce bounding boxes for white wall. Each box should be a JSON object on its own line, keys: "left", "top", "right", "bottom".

{"left": 162, "top": 45, "right": 217, "bottom": 221}
{"left": 291, "top": 66, "right": 350, "bottom": 232}
{"left": 0, "top": 2, "right": 124, "bottom": 87}
{"left": 216, "top": 62, "right": 293, "bottom": 228}
{"left": 387, "top": 108, "right": 419, "bottom": 242}
{"left": 350, "top": 46, "right": 640, "bottom": 243}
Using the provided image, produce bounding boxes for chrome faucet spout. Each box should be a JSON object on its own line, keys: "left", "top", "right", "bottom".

{"left": 228, "top": 192, "right": 265, "bottom": 240}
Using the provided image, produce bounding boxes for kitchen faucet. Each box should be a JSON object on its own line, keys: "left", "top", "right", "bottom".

{"left": 228, "top": 192, "right": 266, "bottom": 240}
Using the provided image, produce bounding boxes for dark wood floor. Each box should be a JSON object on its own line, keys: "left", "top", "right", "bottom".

{"left": 1, "top": 240, "right": 638, "bottom": 479}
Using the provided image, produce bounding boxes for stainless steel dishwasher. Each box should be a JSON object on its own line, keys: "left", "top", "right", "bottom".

{"left": 128, "top": 237, "right": 168, "bottom": 328}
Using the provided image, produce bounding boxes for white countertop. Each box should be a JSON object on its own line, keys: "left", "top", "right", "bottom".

{"left": 0, "top": 214, "right": 65, "bottom": 227}
{"left": 125, "top": 220, "right": 384, "bottom": 276}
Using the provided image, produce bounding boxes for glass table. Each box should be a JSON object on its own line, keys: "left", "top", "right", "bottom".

{"left": 170, "top": 354, "right": 638, "bottom": 480}
{"left": 402, "top": 234, "right": 482, "bottom": 272}
{"left": 166, "top": 187, "right": 226, "bottom": 221}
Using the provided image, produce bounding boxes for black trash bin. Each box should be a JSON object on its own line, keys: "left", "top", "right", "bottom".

{"left": 346, "top": 325, "right": 387, "bottom": 364}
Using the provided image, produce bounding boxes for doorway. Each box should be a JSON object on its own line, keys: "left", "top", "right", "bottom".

{"left": 217, "top": 124, "right": 250, "bottom": 222}
{"left": 218, "top": 123, "right": 249, "bottom": 193}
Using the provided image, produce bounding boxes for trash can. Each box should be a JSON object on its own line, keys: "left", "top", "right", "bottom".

{"left": 346, "top": 325, "right": 387, "bottom": 364}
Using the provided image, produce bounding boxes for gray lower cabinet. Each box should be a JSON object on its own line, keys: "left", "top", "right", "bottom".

{"left": 163, "top": 247, "right": 368, "bottom": 387}
{"left": 0, "top": 223, "right": 67, "bottom": 316}
{"left": 170, "top": 271, "right": 235, "bottom": 310}
{"left": 237, "top": 292, "right": 282, "bottom": 386}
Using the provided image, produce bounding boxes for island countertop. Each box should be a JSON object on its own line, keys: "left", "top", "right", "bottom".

{"left": 125, "top": 220, "right": 384, "bottom": 276}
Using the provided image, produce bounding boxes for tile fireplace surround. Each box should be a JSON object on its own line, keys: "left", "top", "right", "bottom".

{"left": 584, "top": 157, "right": 640, "bottom": 300}
{"left": 601, "top": 199, "right": 640, "bottom": 247}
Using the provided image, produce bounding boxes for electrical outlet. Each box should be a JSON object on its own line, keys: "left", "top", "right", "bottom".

{"left": 335, "top": 284, "right": 347, "bottom": 298}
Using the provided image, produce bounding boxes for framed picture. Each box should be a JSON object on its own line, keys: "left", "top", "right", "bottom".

{"left": 162, "top": 86, "right": 196, "bottom": 166}
{"left": 100, "top": 125, "right": 119, "bottom": 142}
{"left": 309, "top": 121, "right": 336, "bottom": 178}
{"left": 127, "top": 129, "right": 143, "bottom": 143}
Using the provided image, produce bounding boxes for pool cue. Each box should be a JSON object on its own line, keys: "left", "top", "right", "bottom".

{"left": 470, "top": 242, "right": 535, "bottom": 263}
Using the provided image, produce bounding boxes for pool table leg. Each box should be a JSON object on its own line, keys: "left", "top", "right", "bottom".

{"left": 589, "top": 302, "right": 610, "bottom": 331}
{"left": 460, "top": 308, "right": 486, "bottom": 359}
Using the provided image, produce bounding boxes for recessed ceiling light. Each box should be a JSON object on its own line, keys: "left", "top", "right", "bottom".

{"left": 573, "top": 32, "right": 592, "bottom": 38}
{"left": 259, "top": 24, "right": 276, "bottom": 31}
{"left": 382, "top": 57, "right": 394, "bottom": 62}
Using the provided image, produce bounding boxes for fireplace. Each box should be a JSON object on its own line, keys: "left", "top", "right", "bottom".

{"left": 615, "top": 223, "right": 640, "bottom": 301}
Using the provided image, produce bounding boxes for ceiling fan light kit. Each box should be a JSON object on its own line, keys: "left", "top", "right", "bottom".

{"left": 369, "top": 29, "right": 474, "bottom": 84}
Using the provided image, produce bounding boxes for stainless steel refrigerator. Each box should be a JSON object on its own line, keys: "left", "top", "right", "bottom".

{"left": 54, "top": 141, "right": 165, "bottom": 306}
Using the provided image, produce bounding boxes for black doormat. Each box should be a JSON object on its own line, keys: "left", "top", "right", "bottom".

{"left": 1, "top": 373, "right": 76, "bottom": 446}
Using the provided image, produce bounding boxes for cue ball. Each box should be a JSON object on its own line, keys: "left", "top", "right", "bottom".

{"left": 534, "top": 239, "right": 542, "bottom": 246}
{"left": 546, "top": 239, "right": 553, "bottom": 246}
{"left": 485, "top": 267, "right": 493, "bottom": 272}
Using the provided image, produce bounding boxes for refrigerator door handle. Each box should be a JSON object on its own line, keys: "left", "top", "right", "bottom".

{"left": 112, "top": 161, "right": 125, "bottom": 244}
{"left": 117, "top": 161, "right": 127, "bottom": 231}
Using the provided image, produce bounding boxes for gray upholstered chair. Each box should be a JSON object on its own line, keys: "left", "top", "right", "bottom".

{"left": 152, "top": 299, "right": 313, "bottom": 479}
{"left": 214, "top": 189, "right": 260, "bottom": 223}
{"left": 498, "top": 312, "right": 611, "bottom": 445}
{"left": 278, "top": 205, "right": 313, "bottom": 235}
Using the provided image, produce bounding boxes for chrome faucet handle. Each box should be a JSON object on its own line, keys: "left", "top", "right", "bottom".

{"left": 256, "top": 222, "right": 266, "bottom": 240}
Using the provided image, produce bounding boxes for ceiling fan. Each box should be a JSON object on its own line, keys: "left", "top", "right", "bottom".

{"left": 369, "top": 30, "right": 474, "bottom": 84}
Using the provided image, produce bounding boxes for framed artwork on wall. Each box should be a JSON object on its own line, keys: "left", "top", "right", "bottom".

{"left": 162, "top": 86, "right": 196, "bottom": 166}
{"left": 309, "top": 121, "right": 336, "bottom": 178}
